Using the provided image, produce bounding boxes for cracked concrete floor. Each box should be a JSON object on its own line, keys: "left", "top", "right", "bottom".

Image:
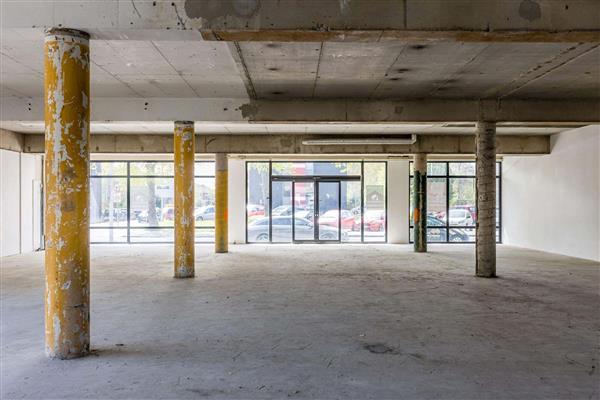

{"left": 1, "top": 244, "right": 599, "bottom": 399}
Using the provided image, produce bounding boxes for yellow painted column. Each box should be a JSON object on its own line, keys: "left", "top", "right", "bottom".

{"left": 44, "top": 28, "right": 91, "bottom": 359}
{"left": 174, "top": 121, "right": 195, "bottom": 278}
{"left": 215, "top": 153, "right": 228, "bottom": 253}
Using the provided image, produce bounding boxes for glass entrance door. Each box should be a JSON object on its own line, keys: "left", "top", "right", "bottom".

{"left": 317, "top": 181, "right": 340, "bottom": 242}
{"left": 291, "top": 180, "right": 341, "bottom": 242}
{"left": 292, "top": 181, "right": 315, "bottom": 241}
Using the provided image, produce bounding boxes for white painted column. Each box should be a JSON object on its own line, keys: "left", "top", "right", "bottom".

{"left": 387, "top": 159, "right": 410, "bottom": 244}
{"left": 228, "top": 158, "right": 246, "bottom": 244}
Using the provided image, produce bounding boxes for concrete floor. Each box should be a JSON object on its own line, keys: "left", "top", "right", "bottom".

{"left": 1, "top": 244, "right": 599, "bottom": 399}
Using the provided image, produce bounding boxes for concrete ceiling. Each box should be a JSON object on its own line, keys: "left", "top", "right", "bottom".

{"left": 1, "top": 34, "right": 248, "bottom": 98}
{"left": 238, "top": 41, "right": 600, "bottom": 100}
{"left": 1, "top": 120, "right": 582, "bottom": 136}
{"left": 2, "top": 33, "right": 599, "bottom": 100}
{"left": 1, "top": 1, "right": 598, "bottom": 135}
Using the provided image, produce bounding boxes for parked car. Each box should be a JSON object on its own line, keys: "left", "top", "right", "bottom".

{"left": 426, "top": 215, "right": 469, "bottom": 242}
{"left": 352, "top": 209, "right": 385, "bottom": 232}
{"left": 271, "top": 205, "right": 294, "bottom": 216}
{"left": 453, "top": 205, "right": 477, "bottom": 222}
{"left": 448, "top": 208, "right": 474, "bottom": 226}
{"left": 294, "top": 209, "right": 314, "bottom": 222}
{"left": 102, "top": 208, "right": 127, "bottom": 222}
{"left": 195, "top": 205, "right": 215, "bottom": 221}
{"left": 247, "top": 204, "right": 265, "bottom": 217}
{"left": 364, "top": 210, "right": 385, "bottom": 232}
{"left": 318, "top": 209, "right": 355, "bottom": 230}
{"left": 247, "top": 216, "right": 347, "bottom": 242}
{"left": 136, "top": 207, "right": 161, "bottom": 223}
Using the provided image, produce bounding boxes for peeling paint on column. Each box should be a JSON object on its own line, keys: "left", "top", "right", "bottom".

{"left": 44, "top": 28, "right": 90, "bottom": 359}
{"left": 476, "top": 121, "right": 497, "bottom": 278}
{"left": 174, "top": 121, "right": 195, "bottom": 278}
{"left": 413, "top": 153, "right": 427, "bottom": 253}
{"left": 215, "top": 153, "right": 228, "bottom": 254}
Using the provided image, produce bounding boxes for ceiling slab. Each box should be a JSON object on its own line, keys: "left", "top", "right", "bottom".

{"left": 234, "top": 41, "right": 600, "bottom": 100}
{"left": 0, "top": 38, "right": 248, "bottom": 98}
{"left": 508, "top": 45, "right": 600, "bottom": 98}
{"left": 238, "top": 42, "right": 321, "bottom": 98}
{"left": 3, "top": 1, "right": 599, "bottom": 43}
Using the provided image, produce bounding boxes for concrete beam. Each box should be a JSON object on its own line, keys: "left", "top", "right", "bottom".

{"left": 3, "top": 1, "right": 599, "bottom": 42}
{"left": 0, "top": 129, "right": 24, "bottom": 152}
{"left": 22, "top": 134, "right": 550, "bottom": 155}
{"left": 4, "top": 98, "right": 600, "bottom": 123}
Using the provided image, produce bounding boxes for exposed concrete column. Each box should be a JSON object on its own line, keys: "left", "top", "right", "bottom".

{"left": 174, "top": 121, "right": 195, "bottom": 278}
{"left": 413, "top": 154, "right": 427, "bottom": 252}
{"left": 44, "top": 28, "right": 90, "bottom": 359}
{"left": 476, "top": 121, "right": 497, "bottom": 278}
{"left": 215, "top": 153, "right": 228, "bottom": 253}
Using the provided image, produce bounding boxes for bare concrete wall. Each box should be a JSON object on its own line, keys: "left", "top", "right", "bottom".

{"left": 19, "top": 154, "right": 43, "bottom": 253}
{"left": 387, "top": 160, "right": 410, "bottom": 244}
{"left": 503, "top": 125, "right": 600, "bottom": 261}
{"left": 228, "top": 158, "right": 246, "bottom": 244}
{"left": 1, "top": 150, "right": 21, "bottom": 256}
{"left": 0, "top": 150, "right": 43, "bottom": 257}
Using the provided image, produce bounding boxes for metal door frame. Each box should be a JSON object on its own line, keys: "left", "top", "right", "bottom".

{"left": 291, "top": 179, "right": 342, "bottom": 243}
{"left": 271, "top": 175, "right": 359, "bottom": 244}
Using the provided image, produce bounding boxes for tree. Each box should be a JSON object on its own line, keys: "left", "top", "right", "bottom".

{"left": 146, "top": 163, "right": 159, "bottom": 226}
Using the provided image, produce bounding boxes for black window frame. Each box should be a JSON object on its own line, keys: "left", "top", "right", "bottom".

{"left": 245, "top": 160, "right": 388, "bottom": 244}
{"left": 409, "top": 160, "right": 502, "bottom": 244}
{"left": 90, "top": 160, "right": 216, "bottom": 244}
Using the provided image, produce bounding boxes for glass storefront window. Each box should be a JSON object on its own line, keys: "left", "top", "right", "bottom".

{"left": 90, "top": 177, "right": 127, "bottom": 227}
{"left": 90, "top": 160, "right": 215, "bottom": 243}
{"left": 130, "top": 177, "right": 174, "bottom": 227}
{"left": 246, "top": 162, "right": 270, "bottom": 230}
{"left": 195, "top": 162, "right": 215, "bottom": 176}
{"left": 272, "top": 162, "right": 361, "bottom": 176}
{"left": 363, "top": 162, "right": 386, "bottom": 242}
{"left": 248, "top": 161, "right": 386, "bottom": 243}
{"left": 91, "top": 162, "right": 127, "bottom": 176}
{"left": 409, "top": 161, "right": 501, "bottom": 243}
{"left": 195, "top": 178, "right": 215, "bottom": 227}
{"left": 130, "top": 162, "right": 174, "bottom": 176}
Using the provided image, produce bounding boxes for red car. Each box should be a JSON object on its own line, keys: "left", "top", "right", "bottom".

{"left": 353, "top": 210, "right": 385, "bottom": 232}
{"left": 318, "top": 209, "right": 355, "bottom": 230}
{"left": 247, "top": 204, "right": 265, "bottom": 217}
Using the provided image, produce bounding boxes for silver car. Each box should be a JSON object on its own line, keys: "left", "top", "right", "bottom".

{"left": 195, "top": 205, "right": 215, "bottom": 221}
{"left": 248, "top": 216, "right": 347, "bottom": 242}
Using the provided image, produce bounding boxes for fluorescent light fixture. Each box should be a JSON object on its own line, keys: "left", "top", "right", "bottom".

{"left": 302, "top": 135, "right": 416, "bottom": 146}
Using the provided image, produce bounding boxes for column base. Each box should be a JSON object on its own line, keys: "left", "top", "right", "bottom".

{"left": 174, "top": 266, "right": 195, "bottom": 279}
{"left": 475, "top": 272, "right": 497, "bottom": 278}
{"left": 46, "top": 348, "right": 90, "bottom": 360}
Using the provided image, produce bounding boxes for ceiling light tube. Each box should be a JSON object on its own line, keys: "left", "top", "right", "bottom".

{"left": 302, "top": 135, "right": 416, "bottom": 146}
